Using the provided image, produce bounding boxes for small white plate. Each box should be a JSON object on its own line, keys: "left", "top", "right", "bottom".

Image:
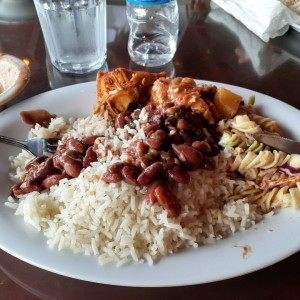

{"left": 0, "top": 81, "right": 300, "bottom": 286}
{"left": 0, "top": 53, "right": 31, "bottom": 108}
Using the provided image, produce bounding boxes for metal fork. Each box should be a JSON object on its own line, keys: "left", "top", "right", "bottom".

{"left": 0, "top": 135, "right": 60, "bottom": 157}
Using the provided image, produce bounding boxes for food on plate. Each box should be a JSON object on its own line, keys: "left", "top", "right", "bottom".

{"left": 150, "top": 77, "right": 215, "bottom": 124}
{"left": 94, "top": 68, "right": 166, "bottom": 117}
{"left": 20, "top": 109, "right": 57, "bottom": 127}
{"left": 5, "top": 68, "right": 300, "bottom": 266}
{"left": 213, "top": 87, "right": 242, "bottom": 119}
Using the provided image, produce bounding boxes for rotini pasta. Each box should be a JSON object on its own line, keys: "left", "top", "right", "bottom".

{"left": 227, "top": 150, "right": 290, "bottom": 181}
{"left": 248, "top": 113, "right": 281, "bottom": 134}
{"left": 210, "top": 91, "right": 300, "bottom": 227}
{"left": 219, "top": 131, "right": 268, "bottom": 153}
{"left": 230, "top": 115, "right": 262, "bottom": 134}
{"left": 256, "top": 182, "right": 300, "bottom": 212}
{"left": 238, "top": 150, "right": 290, "bottom": 173}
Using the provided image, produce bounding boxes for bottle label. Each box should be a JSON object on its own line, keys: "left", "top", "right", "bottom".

{"left": 127, "top": 0, "right": 173, "bottom": 5}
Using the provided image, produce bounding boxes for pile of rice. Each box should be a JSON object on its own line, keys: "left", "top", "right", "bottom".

{"left": 6, "top": 109, "right": 262, "bottom": 266}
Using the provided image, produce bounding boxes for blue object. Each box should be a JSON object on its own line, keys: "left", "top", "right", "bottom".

{"left": 127, "top": 0, "right": 173, "bottom": 6}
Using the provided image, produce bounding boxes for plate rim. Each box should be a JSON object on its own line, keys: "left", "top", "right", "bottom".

{"left": 1, "top": 80, "right": 300, "bottom": 287}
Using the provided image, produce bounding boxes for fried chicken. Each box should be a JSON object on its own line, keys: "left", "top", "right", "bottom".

{"left": 151, "top": 77, "right": 215, "bottom": 124}
{"left": 94, "top": 68, "right": 167, "bottom": 117}
{"left": 94, "top": 68, "right": 215, "bottom": 124}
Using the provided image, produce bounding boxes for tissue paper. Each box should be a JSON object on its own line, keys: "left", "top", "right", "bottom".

{"left": 212, "top": 0, "right": 300, "bottom": 42}
{"left": 209, "top": 4, "right": 289, "bottom": 76}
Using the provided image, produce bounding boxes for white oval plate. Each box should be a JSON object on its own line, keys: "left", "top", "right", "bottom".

{"left": 0, "top": 81, "right": 300, "bottom": 287}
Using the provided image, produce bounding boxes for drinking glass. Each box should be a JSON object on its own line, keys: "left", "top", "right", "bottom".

{"left": 33, "top": 0, "right": 107, "bottom": 74}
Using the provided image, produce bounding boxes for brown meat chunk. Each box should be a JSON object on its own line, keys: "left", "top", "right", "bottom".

{"left": 94, "top": 68, "right": 167, "bottom": 117}
{"left": 20, "top": 109, "right": 56, "bottom": 128}
{"left": 151, "top": 77, "right": 215, "bottom": 124}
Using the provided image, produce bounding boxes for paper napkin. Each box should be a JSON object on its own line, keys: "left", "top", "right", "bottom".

{"left": 211, "top": 0, "right": 300, "bottom": 42}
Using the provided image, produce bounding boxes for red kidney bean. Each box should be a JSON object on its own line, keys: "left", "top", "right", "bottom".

{"left": 82, "top": 135, "right": 101, "bottom": 145}
{"left": 172, "top": 144, "right": 203, "bottom": 166}
{"left": 106, "top": 163, "right": 125, "bottom": 174}
{"left": 154, "top": 185, "right": 181, "bottom": 217}
{"left": 60, "top": 155, "right": 83, "bottom": 177}
{"left": 101, "top": 163, "right": 125, "bottom": 183}
{"left": 66, "top": 138, "right": 86, "bottom": 153}
{"left": 136, "top": 141, "right": 149, "bottom": 156}
{"left": 52, "top": 154, "right": 64, "bottom": 170}
{"left": 140, "top": 155, "right": 156, "bottom": 168}
{"left": 145, "top": 180, "right": 161, "bottom": 204}
{"left": 137, "top": 162, "right": 164, "bottom": 186}
{"left": 177, "top": 119, "right": 194, "bottom": 131}
{"left": 143, "top": 124, "right": 160, "bottom": 137}
{"left": 192, "top": 140, "right": 211, "bottom": 153}
{"left": 168, "top": 166, "right": 190, "bottom": 184}
{"left": 102, "top": 172, "right": 122, "bottom": 183}
{"left": 145, "top": 129, "right": 165, "bottom": 150}
{"left": 121, "top": 165, "right": 140, "bottom": 185}
{"left": 151, "top": 129, "right": 166, "bottom": 140}
{"left": 83, "top": 146, "right": 98, "bottom": 167}
{"left": 24, "top": 156, "right": 46, "bottom": 171}
{"left": 10, "top": 183, "right": 23, "bottom": 197}
{"left": 115, "top": 111, "right": 131, "bottom": 128}
{"left": 20, "top": 180, "right": 44, "bottom": 194}
{"left": 30, "top": 157, "right": 55, "bottom": 182}
{"left": 42, "top": 173, "right": 69, "bottom": 189}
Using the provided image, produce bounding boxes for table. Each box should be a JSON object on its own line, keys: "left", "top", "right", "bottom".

{"left": 1, "top": 1, "right": 300, "bottom": 299}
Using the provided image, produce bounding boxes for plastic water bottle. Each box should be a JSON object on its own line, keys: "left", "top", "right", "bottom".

{"left": 126, "top": 0, "right": 179, "bottom": 67}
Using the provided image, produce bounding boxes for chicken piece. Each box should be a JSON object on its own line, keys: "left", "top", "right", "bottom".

{"left": 151, "top": 77, "right": 215, "bottom": 124}
{"left": 94, "top": 68, "right": 167, "bottom": 117}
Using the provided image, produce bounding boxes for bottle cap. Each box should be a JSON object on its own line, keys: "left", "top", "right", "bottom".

{"left": 127, "top": 0, "right": 173, "bottom": 5}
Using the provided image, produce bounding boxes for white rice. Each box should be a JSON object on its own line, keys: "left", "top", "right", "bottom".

{"left": 6, "top": 110, "right": 263, "bottom": 266}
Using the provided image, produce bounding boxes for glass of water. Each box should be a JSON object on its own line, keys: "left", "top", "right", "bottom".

{"left": 33, "top": 0, "right": 107, "bottom": 74}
